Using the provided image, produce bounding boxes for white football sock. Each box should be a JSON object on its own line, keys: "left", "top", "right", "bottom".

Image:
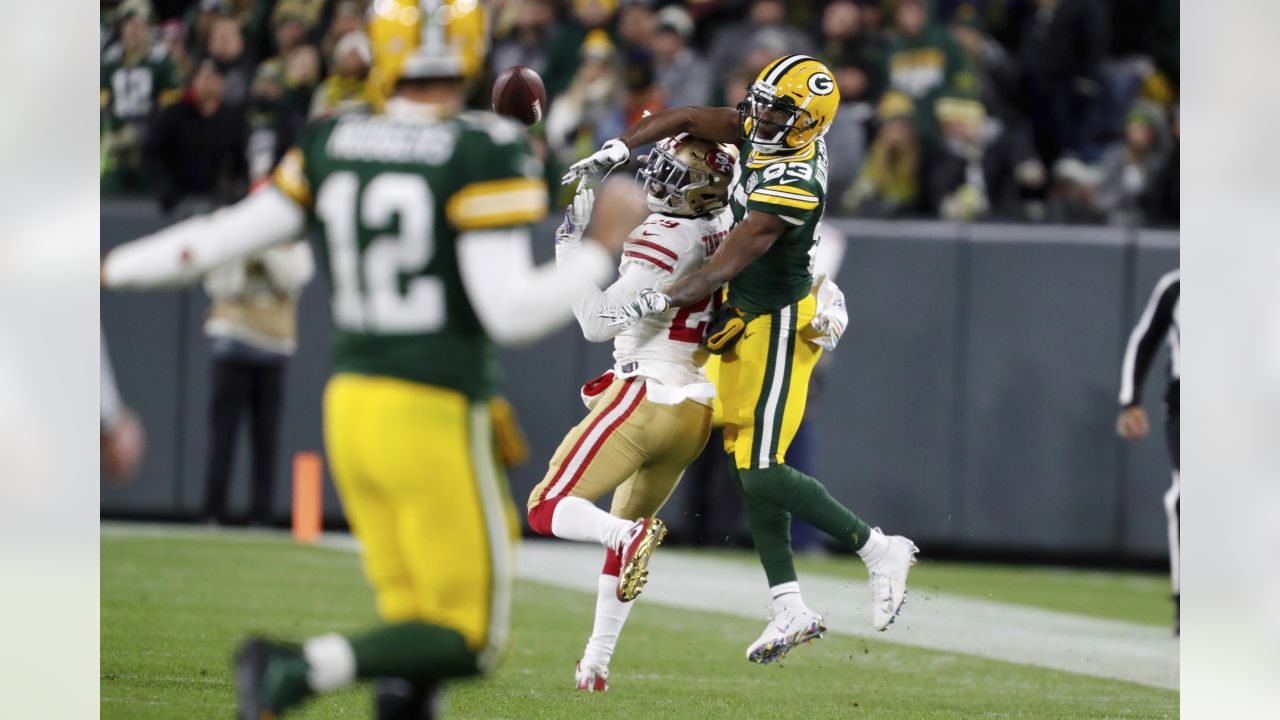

{"left": 551, "top": 496, "right": 635, "bottom": 549}
{"left": 770, "top": 581, "right": 806, "bottom": 612}
{"left": 303, "top": 633, "right": 356, "bottom": 693}
{"left": 581, "top": 574, "right": 634, "bottom": 668}
{"left": 857, "top": 527, "right": 889, "bottom": 564}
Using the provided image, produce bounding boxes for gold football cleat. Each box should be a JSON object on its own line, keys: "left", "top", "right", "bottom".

{"left": 616, "top": 518, "right": 668, "bottom": 602}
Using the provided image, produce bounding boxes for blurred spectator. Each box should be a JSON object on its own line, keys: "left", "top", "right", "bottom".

{"left": 707, "top": 0, "right": 816, "bottom": 89}
{"left": 543, "top": 0, "right": 618, "bottom": 99}
{"left": 247, "top": 45, "right": 321, "bottom": 181}
{"left": 205, "top": 14, "right": 255, "bottom": 111}
{"left": 1092, "top": 102, "right": 1170, "bottom": 226}
{"left": 143, "top": 59, "right": 249, "bottom": 213}
{"left": 651, "top": 6, "right": 712, "bottom": 108}
{"left": 925, "top": 92, "right": 1045, "bottom": 221}
{"left": 721, "top": 65, "right": 758, "bottom": 109}
{"left": 817, "top": 0, "right": 886, "bottom": 100}
{"left": 183, "top": 0, "right": 270, "bottom": 59}
{"left": 1046, "top": 157, "right": 1104, "bottom": 224}
{"left": 1144, "top": 105, "right": 1178, "bottom": 226}
{"left": 490, "top": 0, "right": 558, "bottom": 76}
{"left": 883, "top": 0, "right": 975, "bottom": 145}
{"left": 844, "top": 91, "right": 925, "bottom": 217}
{"left": 1017, "top": 0, "right": 1110, "bottom": 164}
{"left": 824, "top": 61, "right": 876, "bottom": 205}
{"left": 270, "top": 4, "right": 313, "bottom": 59}
{"left": 158, "top": 19, "right": 193, "bottom": 82}
{"left": 200, "top": 239, "right": 315, "bottom": 527}
{"left": 101, "top": 6, "right": 183, "bottom": 193}
{"left": 620, "top": 47, "right": 665, "bottom": 126}
{"left": 617, "top": 0, "right": 657, "bottom": 52}
{"left": 310, "top": 32, "right": 381, "bottom": 119}
{"left": 947, "top": 4, "right": 1020, "bottom": 128}
{"left": 545, "top": 30, "right": 625, "bottom": 173}
{"left": 321, "top": 1, "right": 366, "bottom": 66}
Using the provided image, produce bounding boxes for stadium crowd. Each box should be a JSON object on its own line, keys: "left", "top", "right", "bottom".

{"left": 101, "top": 0, "right": 1179, "bottom": 227}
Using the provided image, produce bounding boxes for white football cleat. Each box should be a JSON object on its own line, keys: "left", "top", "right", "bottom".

{"left": 745, "top": 605, "right": 826, "bottom": 665}
{"left": 865, "top": 529, "right": 919, "bottom": 631}
{"left": 575, "top": 661, "right": 609, "bottom": 692}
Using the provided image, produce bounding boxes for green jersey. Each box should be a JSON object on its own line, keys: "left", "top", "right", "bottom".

{"left": 272, "top": 109, "right": 547, "bottom": 399}
{"left": 100, "top": 42, "right": 181, "bottom": 128}
{"left": 726, "top": 137, "right": 829, "bottom": 315}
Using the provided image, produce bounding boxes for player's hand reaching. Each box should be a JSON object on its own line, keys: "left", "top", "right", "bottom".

{"left": 561, "top": 138, "right": 629, "bottom": 185}
{"left": 1116, "top": 406, "right": 1150, "bottom": 440}
{"left": 555, "top": 185, "right": 594, "bottom": 248}
{"left": 809, "top": 275, "right": 848, "bottom": 351}
{"left": 600, "top": 289, "right": 671, "bottom": 329}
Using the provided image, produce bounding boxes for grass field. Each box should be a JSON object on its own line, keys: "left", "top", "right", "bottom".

{"left": 101, "top": 527, "right": 1179, "bottom": 719}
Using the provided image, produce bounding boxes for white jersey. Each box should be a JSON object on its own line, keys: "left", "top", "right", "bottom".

{"left": 561, "top": 209, "right": 732, "bottom": 405}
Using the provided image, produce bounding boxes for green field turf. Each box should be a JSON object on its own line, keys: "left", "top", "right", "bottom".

{"left": 675, "top": 547, "right": 1176, "bottom": 627}
{"left": 101, "top": 529, "right": 1178, "bottom": 719}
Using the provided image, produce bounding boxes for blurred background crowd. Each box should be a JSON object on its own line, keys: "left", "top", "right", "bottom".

{"left": 101, "top": 0, "right": 1179, "bottom": 227}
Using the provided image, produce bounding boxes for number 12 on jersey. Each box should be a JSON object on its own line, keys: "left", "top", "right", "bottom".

{"left": 316, "top": 171, "right": 446, "bottom": 334}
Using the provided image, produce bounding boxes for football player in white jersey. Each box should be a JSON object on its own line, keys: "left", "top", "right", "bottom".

{"left": 525, "top": 135, "right": 736, "bottom": 691}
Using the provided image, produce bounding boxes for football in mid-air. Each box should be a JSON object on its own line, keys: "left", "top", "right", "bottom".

{"left": 492, "top": 66, "right": 547, "bottom": 126}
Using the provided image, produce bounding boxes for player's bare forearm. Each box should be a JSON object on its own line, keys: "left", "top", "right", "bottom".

{"left": 666, "top": 211, "right": 784, "bottom": 307}
{"left": 619, "top": 107, "right": 740, "bottom": 150}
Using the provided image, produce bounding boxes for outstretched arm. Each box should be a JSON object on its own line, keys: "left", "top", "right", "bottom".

{"left": 599, "top": 211, "right": 787, "bottom": 328}
{"left": 664, "top": 211, "right": 786, "bottom": 307}
{"left": 562, "top": 106, "right": 740, "bottom": 184}
{"left": 619, "top": 107, "right": 741, "bottom": 150}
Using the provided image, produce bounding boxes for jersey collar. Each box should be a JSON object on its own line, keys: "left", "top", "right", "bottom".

{"left": 746, "top": 141, "right": 816, "bottom": 168}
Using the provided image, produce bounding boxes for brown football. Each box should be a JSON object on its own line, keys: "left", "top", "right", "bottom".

{"left": 492, "top": 66, "right": 547, "bottom": 126}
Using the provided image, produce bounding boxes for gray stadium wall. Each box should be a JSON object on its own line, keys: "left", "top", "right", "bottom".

{"left": 100, "top": 200, "right": 1179, "bottom": 562}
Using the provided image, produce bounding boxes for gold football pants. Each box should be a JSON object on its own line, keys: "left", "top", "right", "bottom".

{"left": 719, "top": 294, "right": 823, "bottom": 469}
{"left": 323, "top": 373, "right": 516, "bottom": 671}
{"left": 527, "top": 376, "right": 712, "bottom": 530}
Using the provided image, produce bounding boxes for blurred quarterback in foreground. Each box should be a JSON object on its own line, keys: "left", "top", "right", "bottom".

{"left": 565, "top": 54, "right": 919, "bottom": 664}
{"left": 103, "top": 47, "right": 642, "bottom": 719}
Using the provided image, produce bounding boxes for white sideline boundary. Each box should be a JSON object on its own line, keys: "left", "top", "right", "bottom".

{"left": 102, "top": 523, "right": 1178, "bottom": 690}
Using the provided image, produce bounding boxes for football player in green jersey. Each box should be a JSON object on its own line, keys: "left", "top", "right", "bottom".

{"left": 563, "top": 55, "right": 920, "bottom": 664}
{"left": 104, "top": 48, "right": 640, "bottom": 718}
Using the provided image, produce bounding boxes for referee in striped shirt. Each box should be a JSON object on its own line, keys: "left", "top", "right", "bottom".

{"left": 1116, "top": 268, "right": 1180, "bottom": 635}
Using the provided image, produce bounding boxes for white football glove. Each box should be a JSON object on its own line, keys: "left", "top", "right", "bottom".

{"left": 599, "top": 288, "right": 671, "bottom": 329}
{"left": 561, "top": 138, "right": 630, "bottom": 185}
{"left": 555, "top": 186, "right": 594, "bottom": 247}
{"left": 810, "top": 274, "right": 848, "bottom": 352}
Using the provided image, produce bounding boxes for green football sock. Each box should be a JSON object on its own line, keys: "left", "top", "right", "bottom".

{"left": 739, "top": 464, "right": 873, "bottom": 552}
{"left": 732, "top": 465, "right": 798, "bottom": 587}
{"left": 349, "top": 622, "right": 479, "bottom": 683}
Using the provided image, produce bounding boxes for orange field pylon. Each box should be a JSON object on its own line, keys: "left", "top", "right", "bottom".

{"left": 292, "top": 452, "right": 323, "bottom": 543}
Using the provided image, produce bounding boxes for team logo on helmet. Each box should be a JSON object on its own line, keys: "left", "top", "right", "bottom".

{"left": 707, "top": 150, "right": 735, "bottom": 175}
{"left": 807, "top": 72, "right": 835, "bottom": 96}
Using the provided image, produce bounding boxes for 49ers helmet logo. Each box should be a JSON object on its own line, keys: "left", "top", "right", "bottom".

{"left": 807, "top": 72, "right": 835, "bottom": 96}
{"left": 707, "top": 150, "right": 734, "bottom": 175}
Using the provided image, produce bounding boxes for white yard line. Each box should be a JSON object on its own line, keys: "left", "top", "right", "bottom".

{"left": 102, "top": 523, "right": 1179, "bottom": 690}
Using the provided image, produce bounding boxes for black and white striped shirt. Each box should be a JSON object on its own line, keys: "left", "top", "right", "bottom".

{"left": 1120, "top": 269, "right": 1180, "bottom": 407}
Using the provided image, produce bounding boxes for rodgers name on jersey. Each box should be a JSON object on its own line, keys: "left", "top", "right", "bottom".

{"left": 613, "top": 209, "right": 732, "bottom": 398}
{"left": 727, "top": 137, "right": 829, "bottom": 315}
{"left": 273, "top": 109, "right": 546, "bottom": 399}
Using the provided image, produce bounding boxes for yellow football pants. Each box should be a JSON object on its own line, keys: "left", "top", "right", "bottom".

{"left": 323, "top": 374, "right": 517, "bottom": 671}
{"left": 719, "top": 294, "right": 823, "bottom": 469}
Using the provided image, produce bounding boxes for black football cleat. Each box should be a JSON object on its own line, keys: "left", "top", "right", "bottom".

{"left": 375, "top": 677, "right": 442, "bottom": 720}
{"left": 234, "top": 637, "right": 311, "bottom": 720}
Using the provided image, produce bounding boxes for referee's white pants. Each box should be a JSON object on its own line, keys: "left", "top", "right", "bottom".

{"left": 1164, "top": 470, "right": 1180, "bottom": 594}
